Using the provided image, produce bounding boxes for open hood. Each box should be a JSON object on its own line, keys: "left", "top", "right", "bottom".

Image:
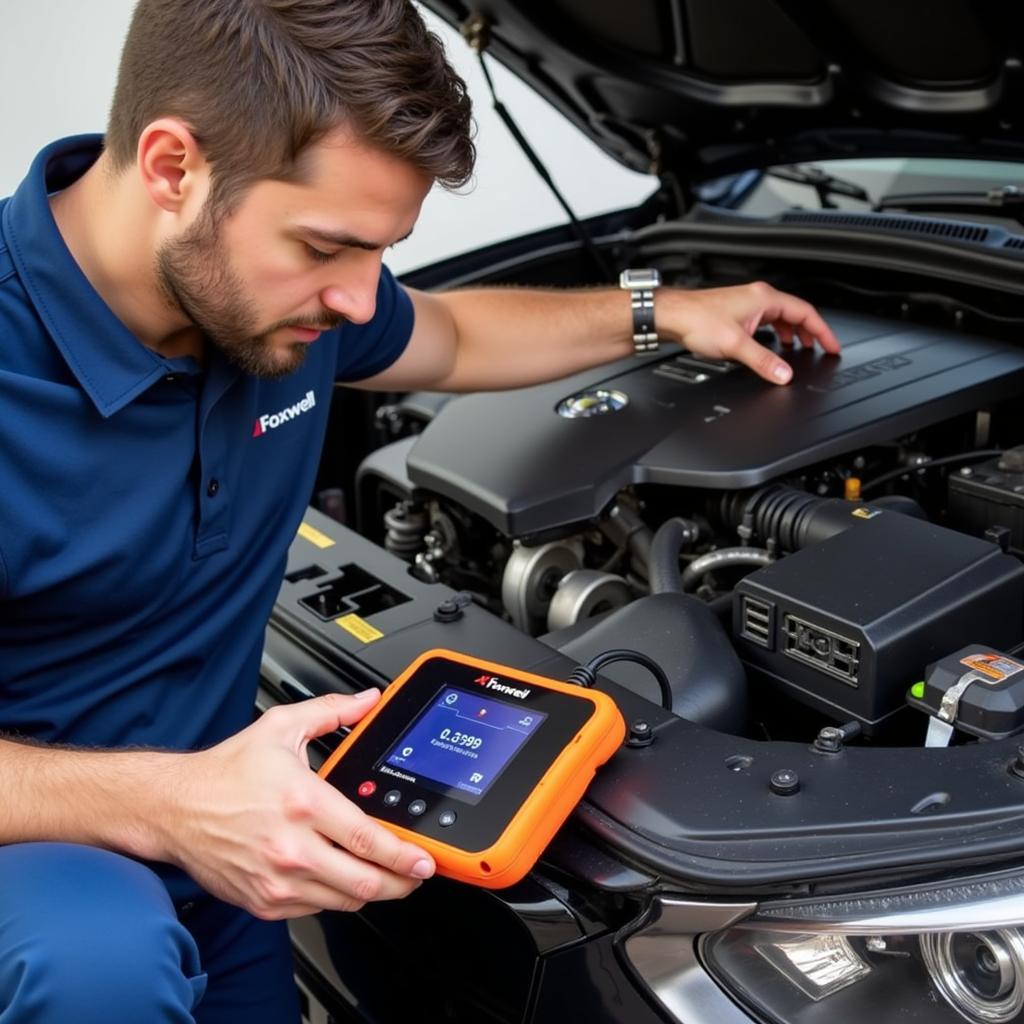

{"left": 424, "top": 0, "right": 1024, "bottom": 182}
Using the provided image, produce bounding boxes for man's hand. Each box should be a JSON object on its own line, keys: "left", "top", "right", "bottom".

{"left": 659, "top": 281, "right": 841, "bottom": 384}
{"left": 160, "top": 690, "right": 435, "bottom": 920}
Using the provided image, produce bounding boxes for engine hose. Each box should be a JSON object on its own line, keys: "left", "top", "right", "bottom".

{"left": 648, "top": 517, "right": 700, "bottom": 594}
{"left": 680, "top": 547, "right": 774, "bottom": 592}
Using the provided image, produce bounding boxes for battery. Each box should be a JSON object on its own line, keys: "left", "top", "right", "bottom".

{"left": 907, "top": 644, "right": 1024, "bottom": 741}
{"left": 949, "top": 450, "right": 1024, "bottom": 556}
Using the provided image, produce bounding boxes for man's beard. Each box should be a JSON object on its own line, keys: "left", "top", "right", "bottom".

{"left": 155, "top": 206, "right": 345, "bottom": 379}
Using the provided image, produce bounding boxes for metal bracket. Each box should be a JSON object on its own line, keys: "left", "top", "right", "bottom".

{"left": 938, "top": 668, "right": 990, "bottom": 724}
{"left": 461, "top": 12, "right": 491, "bottom": 54}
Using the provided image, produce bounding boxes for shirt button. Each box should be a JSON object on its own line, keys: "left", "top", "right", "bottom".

{"left": 207, "top": 478, "right": 220, "bottom": 497}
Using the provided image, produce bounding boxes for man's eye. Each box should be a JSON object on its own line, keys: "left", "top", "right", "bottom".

{"left": 305, "top": 244, "right": 339, "bottom": 264}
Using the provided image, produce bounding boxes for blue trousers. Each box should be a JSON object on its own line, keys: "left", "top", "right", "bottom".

{"left": 0, "top": 844, "right": 301, "bottom": 1023}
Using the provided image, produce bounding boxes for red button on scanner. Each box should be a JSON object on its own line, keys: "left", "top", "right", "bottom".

{"left": 357, "top": 781, "right": 377, "bottom": 798}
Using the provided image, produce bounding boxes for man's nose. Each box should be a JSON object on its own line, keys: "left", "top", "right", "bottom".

{"left": 320, "top": 263, "right": 379, "bottom": 325}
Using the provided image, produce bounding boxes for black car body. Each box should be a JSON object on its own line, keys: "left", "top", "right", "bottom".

{"left": 259, "top": 3, "right": 1024, "bottom": 1022}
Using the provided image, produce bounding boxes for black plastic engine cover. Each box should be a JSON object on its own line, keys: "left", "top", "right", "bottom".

{"left": 406, "top": 311, "right": 1024, "bottom": 536}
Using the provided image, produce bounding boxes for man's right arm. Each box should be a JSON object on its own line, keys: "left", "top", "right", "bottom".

{"left": 0, "top": 737, "right": 189, "bottom": 859}
{"left": 0, "top": 690, "right": 435, "bottom": 919}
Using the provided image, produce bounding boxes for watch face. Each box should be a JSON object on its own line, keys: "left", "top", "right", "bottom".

{"left": 620, "top": 268, "right": 661, "bottom": 289}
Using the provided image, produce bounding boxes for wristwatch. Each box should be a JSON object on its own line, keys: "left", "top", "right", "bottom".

{"left": 619, "top": 268, "right": 661, "bottom": 355}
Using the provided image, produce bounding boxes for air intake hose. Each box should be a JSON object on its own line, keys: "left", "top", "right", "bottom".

{"left": 734, "top": 485, "right": 924, "bottom": 552}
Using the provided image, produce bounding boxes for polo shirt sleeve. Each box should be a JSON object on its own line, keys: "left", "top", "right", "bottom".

{"left": 334, "top": 265, "right": 414, "bottom": 382}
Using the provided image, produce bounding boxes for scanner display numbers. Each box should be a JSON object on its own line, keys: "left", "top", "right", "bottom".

{"left": 438, "top": 728, "right": 483, "bottom": 750}
{"left": 379, "top": 685, "right": 548, "bottom": 802}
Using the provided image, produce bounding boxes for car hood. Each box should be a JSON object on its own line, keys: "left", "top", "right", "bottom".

{"left": 423, "top": 0, "right": 1024, "bottom": 182}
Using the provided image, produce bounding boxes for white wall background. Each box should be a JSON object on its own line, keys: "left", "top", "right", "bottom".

{"left": 0, "top": 2, "right": 655, "bottom": 274}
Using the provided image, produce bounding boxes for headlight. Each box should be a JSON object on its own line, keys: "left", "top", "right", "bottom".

{"left": 920, "top": 930, "right": 1024, "bottom": 1021}
{"left": 624, "top": 870, "right": 1024, "bottom": 1024}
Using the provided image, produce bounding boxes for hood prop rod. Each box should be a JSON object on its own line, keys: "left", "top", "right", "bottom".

{"left": 461, "top": 13, "right": 614, "bottom": 282}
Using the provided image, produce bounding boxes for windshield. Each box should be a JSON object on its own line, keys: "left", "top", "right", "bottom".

{"left": 720, "top": 159, "right": 1024, "bottom": 218}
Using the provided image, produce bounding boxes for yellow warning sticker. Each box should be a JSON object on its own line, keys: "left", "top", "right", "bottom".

{"left": 851, "top": 507, "right": 882, "bottom": 520}
{"left": 297, "top": 522, "right": 335, "bottom": 549}
{"left": 336, "top": 614, "right": 384, "bottom": 644}
{"left": 959, "top": 652, "right": 1024, "bottom": 681}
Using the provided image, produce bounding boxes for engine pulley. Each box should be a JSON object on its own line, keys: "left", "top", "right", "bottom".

{"left": 501, "top": 541, "right": 582, "bottom": 632}
{"left": 546, "top": 569, "right": 632, "bottom": 633}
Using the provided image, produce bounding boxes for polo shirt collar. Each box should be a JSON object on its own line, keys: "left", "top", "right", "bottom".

{"left": 1, "top": 135, "right": 180, "bottom": 417}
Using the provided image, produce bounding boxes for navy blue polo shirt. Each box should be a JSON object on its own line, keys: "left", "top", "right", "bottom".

{"left": 0, "top": 135, "right": 413, "bottom": 751}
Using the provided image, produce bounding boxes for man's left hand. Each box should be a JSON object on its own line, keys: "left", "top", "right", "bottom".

{"left": 659, "top": 280, "right": 841, "bottom": 384}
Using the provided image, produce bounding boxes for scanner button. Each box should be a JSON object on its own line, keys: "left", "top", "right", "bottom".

{"left": 438, "top": 810, "right": 457, "bottom": 828}
{"left": 383, "top": 789, "right": 402, "bottom": 807}
{"left": 357, "top": 781, "right": 376, "bottom": 798}
{"left": 408, "top": 799, "right": 427, "bottom": 816}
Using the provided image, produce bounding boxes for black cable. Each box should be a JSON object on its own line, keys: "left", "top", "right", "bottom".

{"left": 567, "top": 648, "right": 673, "bottom": 711}
{"left": 861, "top": 449, "right": 1004, "bottom": 495}
{"left": 476, "top": 54, "right": 614, "bottom": 281}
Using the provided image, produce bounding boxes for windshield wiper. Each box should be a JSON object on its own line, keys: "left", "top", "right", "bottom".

{"left": 765, "top": 164, "right": 872, "bottom": 209}
{"left": 876, "top": 185, "right": 1024, "bottom": 224}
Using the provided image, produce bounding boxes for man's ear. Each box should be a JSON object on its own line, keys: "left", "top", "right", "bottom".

{"left": 136, "top": 118, "right": 209, "bottom": 215}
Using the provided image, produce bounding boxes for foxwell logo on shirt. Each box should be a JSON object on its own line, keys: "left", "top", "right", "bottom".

{"left": 252, "top": 390, "right": 317, "bottom": 437}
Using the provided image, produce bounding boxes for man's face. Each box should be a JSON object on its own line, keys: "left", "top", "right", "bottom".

{"left": 156, "top": 131, "right": 431, "bottom": 378}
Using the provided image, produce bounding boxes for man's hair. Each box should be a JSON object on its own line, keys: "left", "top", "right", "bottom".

{"left": 106, "top": 0, "right": 474, "bottom": 210}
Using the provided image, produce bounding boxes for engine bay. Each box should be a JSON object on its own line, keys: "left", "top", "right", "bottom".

{"left": 349, "top": 309, "right": 1024, "bottom": 755}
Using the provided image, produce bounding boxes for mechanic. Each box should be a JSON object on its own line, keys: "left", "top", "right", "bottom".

{"left": 0, "top": 1, "right": 840, "bottom": 1021}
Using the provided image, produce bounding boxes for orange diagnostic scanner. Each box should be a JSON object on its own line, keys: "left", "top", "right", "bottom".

{"left": 318, "top": 648, "right": 625, "bottom": 889}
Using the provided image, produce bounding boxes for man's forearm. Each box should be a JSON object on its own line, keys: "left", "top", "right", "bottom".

{"left": 0, "top": 736, "right": 185, "bottom": 861}
{"left": 416, "top": 285, "right": 637, "bottom": 392}
{"left": 443, "top": 285, "right": 637, "bottom": 387}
